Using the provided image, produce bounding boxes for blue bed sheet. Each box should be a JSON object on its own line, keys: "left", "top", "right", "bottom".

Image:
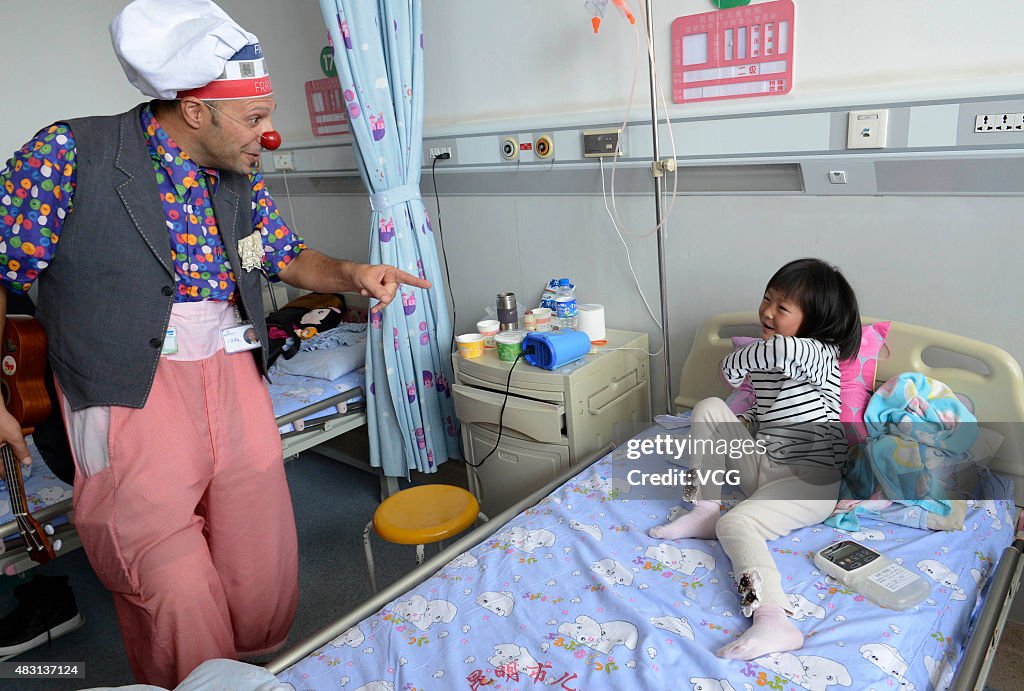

{"left": 277, "top": 425, "right": 1015, "bottom": 691}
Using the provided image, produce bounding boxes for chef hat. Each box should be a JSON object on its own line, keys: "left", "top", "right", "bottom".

{"left": 110, "top": 0, "right": 273, "bottom": 101}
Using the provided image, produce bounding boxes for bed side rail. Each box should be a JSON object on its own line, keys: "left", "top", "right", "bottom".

{"left": 0, "top": 499, "right": 74, "bottom": 540}
{"left": 950, "top": 534, "right": 1024, "bottom": 691}
{"left": 274, "top": 387, "right": 364, "bottom": 428}
{"left": 267, "top": 446, "right": 611, "bottom": 675}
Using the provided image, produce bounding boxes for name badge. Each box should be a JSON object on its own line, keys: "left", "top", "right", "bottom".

{"left": 161, "top": 327, "right": 178, "bottom": 355}
{"left": 222, "top": 324, "right": 261, "bottom": 354}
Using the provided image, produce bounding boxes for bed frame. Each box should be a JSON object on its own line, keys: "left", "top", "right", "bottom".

{"left": 269, "top": 313, "right": 1024, "bottom": 691}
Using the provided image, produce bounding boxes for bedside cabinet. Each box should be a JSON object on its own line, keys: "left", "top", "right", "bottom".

{"left": 452, "top": 329, "right": 651, "bottom": 516}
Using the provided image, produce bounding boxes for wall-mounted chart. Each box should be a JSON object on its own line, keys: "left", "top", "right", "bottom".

{"left": 672, "top": 0, "right": 794, "bottom": 104}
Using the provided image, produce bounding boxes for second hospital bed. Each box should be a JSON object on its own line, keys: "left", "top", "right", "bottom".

{"left": 0, "top": 288, "right": 374, "bottom": 576}
{"left": 268, "top": 314, "right": 1024, "bottom": 691}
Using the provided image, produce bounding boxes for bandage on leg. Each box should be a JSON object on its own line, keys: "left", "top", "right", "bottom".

{"left": 649, "top": 500, "right": 721, "bottom": 540}
{"left": 716, "top": 603, "right": 803, "bottom": 660}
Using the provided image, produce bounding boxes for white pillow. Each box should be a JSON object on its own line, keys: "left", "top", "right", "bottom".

{"left": 271, "top": 331, "right": 366, "bottom": 381}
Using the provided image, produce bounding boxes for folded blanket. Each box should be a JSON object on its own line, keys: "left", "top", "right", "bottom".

{"left": 826, "top": 372, "right": 978, "bottom": 531}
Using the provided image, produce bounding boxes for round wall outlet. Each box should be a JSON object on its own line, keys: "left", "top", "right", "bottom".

{"left": 535, "top": 135, "right": 554, "bottom": 159}
{"left": 501, "top": 136, "right": 519, "bottom": 161}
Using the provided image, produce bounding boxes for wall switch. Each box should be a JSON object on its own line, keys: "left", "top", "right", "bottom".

{"left": 272, "top": 152, "right": 295, "bottom": 171}
{"left": 846, "top": 110, "right": 889, "bottom": 149}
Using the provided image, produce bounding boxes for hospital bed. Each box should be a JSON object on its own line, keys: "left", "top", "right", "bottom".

{"left": 261, "top": 283, "right": 399, "bottom": 497}
{"left": 266, "top": 314, "right": 1024, "bottom": 691}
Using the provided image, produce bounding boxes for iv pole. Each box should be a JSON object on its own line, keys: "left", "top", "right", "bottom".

{"left": 643, "top": 0, "right": 674, "bottom": 414}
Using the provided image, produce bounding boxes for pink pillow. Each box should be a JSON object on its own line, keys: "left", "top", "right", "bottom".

{"left": 840, "top": 322, "right": 890, "bottom": 443}
{"left": 726, "top": 322, "right": 891, "bottom": 443}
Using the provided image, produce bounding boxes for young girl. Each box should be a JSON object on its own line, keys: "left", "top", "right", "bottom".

{"left": 650, "top": 258, "right": 861, "bottom": 661}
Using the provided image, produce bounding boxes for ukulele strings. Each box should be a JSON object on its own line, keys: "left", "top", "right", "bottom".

{"left": 2, "top": 444, "right": 43, "bottom": 550}
{"left": 2, "top": 445, "right": 25, "bottom": 514}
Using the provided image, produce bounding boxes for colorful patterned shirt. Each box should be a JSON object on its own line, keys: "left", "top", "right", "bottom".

{"left": 0, "top": 105, "right": 305, "bottom": 301}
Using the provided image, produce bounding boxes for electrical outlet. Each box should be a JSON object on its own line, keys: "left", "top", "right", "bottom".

{"left": 846, "top": 110, "right": 889, "bottom": 149}
{"left": 425, "top": 140, "right": 457, "bottom": 161}
{"left": 500, "top": 136, "right": 519, "bottom": 161}
{"left": 974, "top": 113, "right": 1024, "bottom": 132}
{"left": 272, "top": 152, "right": 295, "bottom": 171}
{"left": 582, "top": 129, "right": 622, "bottom": 157}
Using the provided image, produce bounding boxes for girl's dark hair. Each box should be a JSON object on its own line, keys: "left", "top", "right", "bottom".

{"left": 766, "top": 258, "right": 862, "bottom": 361}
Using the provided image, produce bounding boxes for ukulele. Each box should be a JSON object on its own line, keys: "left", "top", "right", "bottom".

{"left": 0, "top": 315, "right": 57, "bottom": 565}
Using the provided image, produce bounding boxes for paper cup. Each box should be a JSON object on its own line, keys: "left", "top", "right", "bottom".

{"left": 476, "top": 319, "right": 500, "bottom": 348}
{"left": 532, "top": 307, "right": 552, "bottom": 331}
{"left": 495, "top": 331, "right": 525, "bottom": 362}
{"left": 457, "top": 333, "right": 485, "bottom": 359}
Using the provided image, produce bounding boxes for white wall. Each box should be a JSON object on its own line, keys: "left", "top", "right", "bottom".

{"left": 423, "top": 0, "right": 1024, "bottom": 132}
{"left": 8, "top": 0, "right": 1024, "bottom": 153}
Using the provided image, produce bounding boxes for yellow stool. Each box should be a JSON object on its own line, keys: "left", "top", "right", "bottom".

{"left": 363, "top": 484, "right": 486, "bottom": 593}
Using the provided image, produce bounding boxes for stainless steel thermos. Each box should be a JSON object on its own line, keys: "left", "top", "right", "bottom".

{"left": 496, "top": 292, "right": 519, "bottom": 331}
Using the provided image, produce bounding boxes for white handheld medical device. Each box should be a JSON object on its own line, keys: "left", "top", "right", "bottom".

{"left": 814, "top": 540, "right": 930, "bottom": 610}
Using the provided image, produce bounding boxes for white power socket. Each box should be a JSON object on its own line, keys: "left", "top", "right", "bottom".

{"left": 974, "top": 113, "right": 1024, "bottom": 132}
{"left": 272, "top": 152, "right": 295, "bottom": 171}
{"left": 428, "top": 146, "right": 452, "bottom": 159}
{"left": 847, "top": 110, "right": 889, "bottom": 149}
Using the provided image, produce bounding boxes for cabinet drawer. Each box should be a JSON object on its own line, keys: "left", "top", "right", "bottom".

{"left": 453, "top": 384, "right": 565, "bottom": 444}
{"left": 463, "top": 423, "right": 570, "bottom": 517}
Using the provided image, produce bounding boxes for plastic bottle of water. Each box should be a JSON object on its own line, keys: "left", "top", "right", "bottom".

{"left": 554, "top": 278, "right": 578, "bottom": 330}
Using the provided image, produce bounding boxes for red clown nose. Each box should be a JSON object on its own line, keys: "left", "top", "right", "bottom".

{"left": 260, "top": 130, "right": 282, "bottom": 150}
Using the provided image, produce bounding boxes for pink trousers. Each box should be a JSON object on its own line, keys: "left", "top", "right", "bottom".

{"left": 62, "top": 302, "right": 298, "bottom": 686}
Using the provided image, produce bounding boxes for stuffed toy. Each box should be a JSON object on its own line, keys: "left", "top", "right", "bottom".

{"left": 265, "top": 296, "right": 347, "bottom": 367}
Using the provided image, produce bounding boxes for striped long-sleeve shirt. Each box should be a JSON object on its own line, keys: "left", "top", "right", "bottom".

{"left": 722, "top": 335, "right": 846, "bottom": 468}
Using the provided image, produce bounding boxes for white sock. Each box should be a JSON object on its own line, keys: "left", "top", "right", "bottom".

{"left": 648, "top": 500, "right": 721, "bottom": 540}
{"left": 716, "top": 604, "right": 804, "bottom": 660}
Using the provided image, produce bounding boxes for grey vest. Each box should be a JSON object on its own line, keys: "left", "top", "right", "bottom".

{"left": 36, "top": 104, "right": 269, "bottom": 411}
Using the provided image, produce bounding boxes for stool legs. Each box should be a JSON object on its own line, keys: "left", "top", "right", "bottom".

{"left": 364, "top": 509, "right": 490, "bottom": 595}
{"left": 363, "top": 520, "right": 379, "bottom": 594}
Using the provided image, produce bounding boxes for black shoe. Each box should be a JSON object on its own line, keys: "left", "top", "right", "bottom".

{"left": 0, "top": 574, "right": 85, "bottom": 660}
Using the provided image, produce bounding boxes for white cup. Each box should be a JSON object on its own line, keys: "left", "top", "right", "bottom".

{"left": 532, "top": 307, "right": 553, "bottom": 332}
{"left": 476, "top": 319, "right": 500, "bottom": 348}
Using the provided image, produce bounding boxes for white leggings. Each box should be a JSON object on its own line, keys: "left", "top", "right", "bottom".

{"left": 689, "top": 397, "right": 840, "bottom": 612}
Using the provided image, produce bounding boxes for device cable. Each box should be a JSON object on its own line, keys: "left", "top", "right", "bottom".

{"left": 430, "top": 152, "right": 458, "bottom": 357}
{"left": 465, "top": 351, "right": 525, "bottom": 468}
